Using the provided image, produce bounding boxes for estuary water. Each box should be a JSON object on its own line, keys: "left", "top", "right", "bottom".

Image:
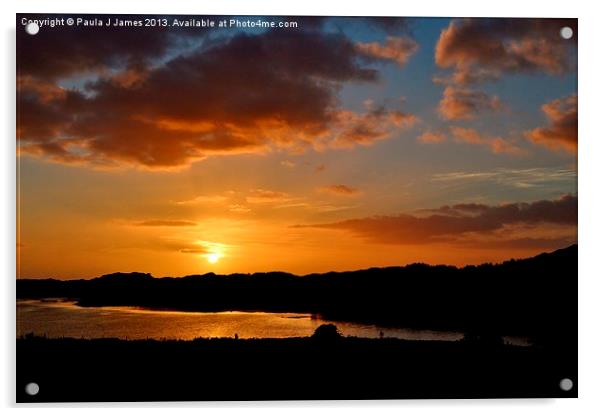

{"left": 17, "top": 299, "right": 529, "bottom": 345}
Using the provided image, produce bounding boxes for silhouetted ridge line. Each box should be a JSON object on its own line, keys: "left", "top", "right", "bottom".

{"left": 17, "top": 245, "right": 577, "bottom": 343}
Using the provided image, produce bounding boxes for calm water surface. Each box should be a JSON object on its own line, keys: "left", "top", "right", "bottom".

{"left": 17, "top": 299, "right": 529, "bottom": 345}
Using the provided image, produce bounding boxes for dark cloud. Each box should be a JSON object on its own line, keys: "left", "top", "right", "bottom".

{"left": 525, "top": 94, "right": 577, "bottom": 153}
{"left": 296, "top": 195, "right": 577, "bottom": 245}
{"left": 179, "top": 248, "right": 209, "bottom": 254}
{"left": 17, "top": 78, "right": 84, "bottom": 141}
{"left": 366, "top": 17, "right": 412, "bottom": 34}
{"left": 18, "top": 29, "right": 416, "bottom": 168}
{"left": 418, "top": 203, "right": 490, "bottom": 216}
{"left": 435, "top": 18, "right": 577, "bottom": 84}
{"left": 290, "top": 16, "right": 329, "bottom": 30}
{"left": 16, "top": 14, "right": 206, "bottom": 79}
{"left": 328, "top": 17, "right": 413, "bottom": 35}
{"left": 318, "top": 184, "right": 361, "bottom": 196}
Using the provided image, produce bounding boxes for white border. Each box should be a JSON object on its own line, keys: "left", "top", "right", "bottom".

{"left": 2, "top": 1, "right": 601, "bottom": 414}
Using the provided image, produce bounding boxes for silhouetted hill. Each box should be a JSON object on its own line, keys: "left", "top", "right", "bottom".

{"left": 17, "top": 245, "right": 577, "bottom": 344}
{"left": 95, "top": 272, "right": 153, "bottom": 282}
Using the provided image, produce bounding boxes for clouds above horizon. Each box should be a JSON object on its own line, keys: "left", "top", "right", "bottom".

{"left": 318, "top": 184, "right": 361, "bottom": 196}
{"left": 134, "top": 220, "right": 197, "bottom": 227}
{"left": 526, "top": 94, "right": 577, "bottom": 153}
{"left": 18, "top": 28, "right": 419, "bottom": 169}
{"left": 415, "top": 125, "right": 524, "bottom": 156}
{"left": 438, "top": 86, "right": 503, "bottom": 120}
{"left": 17, "top": 15, "right": 197, "bottom": 80}
{"left": 356, "top": 36, "right": 418, "bottom": 67}
{"left": 295, "top": 195, "right": 577, "bottom": 249}
{"left": 431, "top": 166, "right": 576, "bottom": 191}
{"left": 432, "top": 18, "right": 577, "bottom": 156}
{"left": 417, "top": 130, "right": 446, "bottom": 144}
{"left": 17, "top": 17, "right": 578, "bottom": 170}
{"left": 450, "top": 126, "right": 524, "bottom": 156}
{"left": 435, "top": 18, "right": 577, "bottom": 85}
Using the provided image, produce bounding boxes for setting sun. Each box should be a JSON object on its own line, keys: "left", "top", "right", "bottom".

{"left": 206, "top": 253, "right": 221, "bottom": 264}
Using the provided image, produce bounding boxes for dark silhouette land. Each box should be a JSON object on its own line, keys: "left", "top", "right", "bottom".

{"left": 16, "top": 245, "right": 577, "bottom": 401}
{"left": 17, "top": 329, "right": 576, "bottom": 402}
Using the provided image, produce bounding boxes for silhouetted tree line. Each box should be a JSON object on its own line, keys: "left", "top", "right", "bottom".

{"left": 17, "top": 245, "right": 577, "bottom": 346}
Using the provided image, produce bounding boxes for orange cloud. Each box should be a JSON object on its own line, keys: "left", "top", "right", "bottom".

{"left": 179, "top": 248, "right": 209, "bottom": 254}
{"left": 525, "top": 95, "right": 577, "bottom": 153}
{"left": 18, "top": 76, "right": 67, "bottom": 103}
{"left": 174, "top": 194, "right": 231, "bottom": 205}
{"left": 417, "top": 130, "right": 446, "bottom": 144}
{"left": 246, "top": 189, "right": 292, "bottom": 204}
{"left": 450, "top": 126, "right": 524, "bottom": 156}
{"left": 356, "top": 36, "right": 418, "bottom": 67}
{"left": 135, "top": 220, "right": 197, "bottom": 227}
{"left": 435, "top": 18, "right": 577, "bottom": 84}
{"left": 318, "top": 185, "right": 361, "bottom": 196}
{"left": 331, "top": 107, "right": 418, "bottom": 148}
{"left": 438, "top": 86, "right": 502, "bottom": 120}
{"left": 228, "top": 204, "right": 252, "bottom": 213}
{"left": 152, "top": 239, "right": 216, "bottom": 255}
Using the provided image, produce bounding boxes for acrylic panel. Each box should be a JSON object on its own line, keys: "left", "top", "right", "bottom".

{"left": 16, "top": 14, "right": 578, "bottom": 402}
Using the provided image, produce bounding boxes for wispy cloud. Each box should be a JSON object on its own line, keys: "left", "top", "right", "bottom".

{"left": 417, "top": 130, "right": 446, "bottom": 144}
{"left": 179, "top": 248, "right": 209, "bottom": 254}
{"left": 450, "top": 126, "right": 525, "bottom": 155}
{"left": 356, "top": 36, "right": 419, "bottom": 67}
{"left": 280, "top": 160, "right": 296, "bottom": 168}
{"left": 438, "top": 86, "right": 503, "bottom": 120}
{"left": 228, "top": 204, "right": 252, "bottom": 213}
{"left": 318, "top": 184, "right": 362, "bottom": 196}
{"left": 431, "top": 167, "right": 576, "bottom": 189}
{"left": 134, "top": 220, "right": 197, "bottom": 227}
{"left": 174, "top": 194, "right": 231, "bottom": 205}
{"left": 245, "top": 189, "right": 293, "bottom": 204}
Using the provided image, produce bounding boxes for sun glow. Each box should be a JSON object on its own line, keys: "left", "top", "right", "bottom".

{"left": 206, "top": 253, "right": 221, "bottom": 264}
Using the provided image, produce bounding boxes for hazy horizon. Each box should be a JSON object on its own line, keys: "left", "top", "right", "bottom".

{"left": 15, "top": 243, "right": 576, "bottom": 280}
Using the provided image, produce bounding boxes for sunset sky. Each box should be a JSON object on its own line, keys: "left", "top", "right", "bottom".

{"left": 17, "top": 16, "right": 577, "bottom": 279}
